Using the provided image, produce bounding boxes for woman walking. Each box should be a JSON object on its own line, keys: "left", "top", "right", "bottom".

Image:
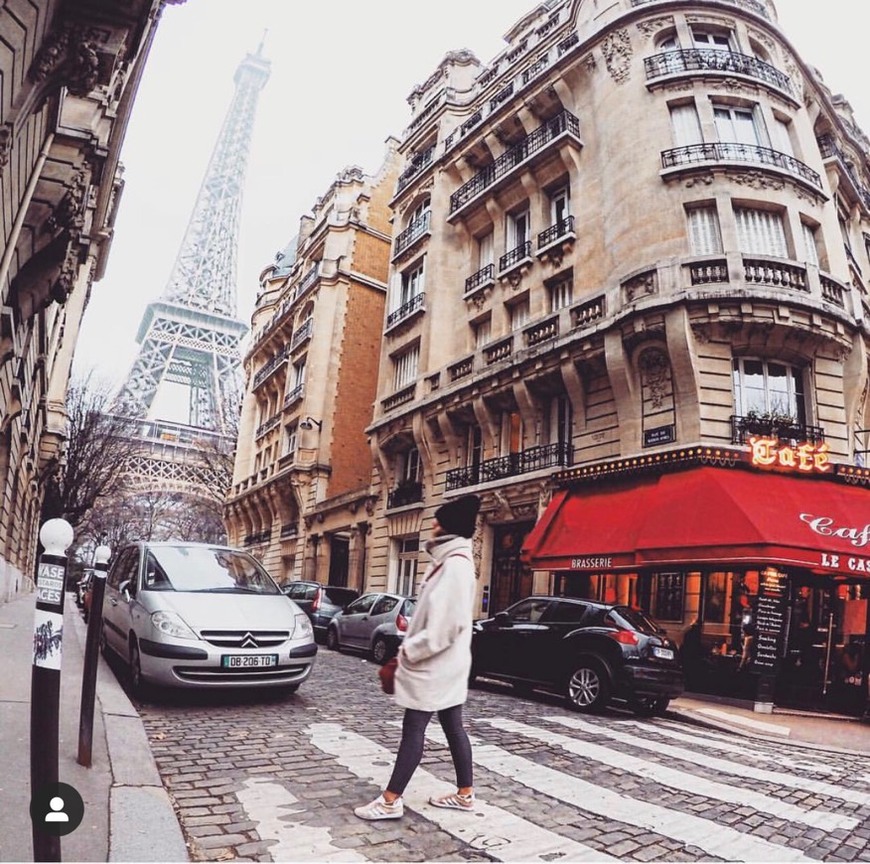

{"left": 354, "top": 494, "right": 481, "bottom": 820}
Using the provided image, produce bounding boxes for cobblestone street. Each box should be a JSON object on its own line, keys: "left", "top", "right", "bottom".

{"left": 125, "top": 648, "right": 870, "bottom": 863}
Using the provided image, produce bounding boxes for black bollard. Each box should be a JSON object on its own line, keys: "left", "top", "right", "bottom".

{"left": 30, "top": 518, "right": 73, "bottom": 863}
{"left": 77, "top": 544, "right": 111, "bottom": 768}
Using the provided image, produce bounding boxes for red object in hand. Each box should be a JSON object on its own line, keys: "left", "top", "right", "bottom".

{"left": 379, "top": 656, "right": 398, "bottom": 694}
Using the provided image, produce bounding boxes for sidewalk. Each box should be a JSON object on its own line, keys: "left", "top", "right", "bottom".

{"left": 0, "top": 593, "right": 188, "bottom": 862}
{"left": 671, "top": 694, "right": 870, "bottom": 755}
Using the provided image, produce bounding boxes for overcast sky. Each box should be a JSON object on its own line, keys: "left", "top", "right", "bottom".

{"left": 73, "top": 0, "right": 869, "bottom": 389}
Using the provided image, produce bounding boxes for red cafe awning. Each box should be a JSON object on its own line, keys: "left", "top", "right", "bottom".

{"left": 522, "top": 466, "right": 870, "bottom": 577}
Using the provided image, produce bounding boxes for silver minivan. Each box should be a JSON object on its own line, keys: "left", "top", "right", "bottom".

{"left": 101, "top": 541, "right": 316, "bottom": 694}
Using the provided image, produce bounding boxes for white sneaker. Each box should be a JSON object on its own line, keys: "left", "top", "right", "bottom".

{"left": 429, "top": 791, "right": 475, "bottom": 811}
{"left": 354, "top": 794, "right": 404, "bottom": 820}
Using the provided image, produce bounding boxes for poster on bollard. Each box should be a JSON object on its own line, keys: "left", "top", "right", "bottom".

{"left": 752, "top": 568, "right": 789, "bottom": 672}
{"left": 33, "top": 609, "right": 63, "bottom": 669}
{"left": 36, "top": 561, "right": 64, "bottom": 608}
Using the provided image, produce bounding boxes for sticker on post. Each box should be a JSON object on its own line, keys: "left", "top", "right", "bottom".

{"left": 36, "top": 562, "right": 65, "bottom": 606}
{"left": 33, "top": 610, "right": 64, "bottom": 669}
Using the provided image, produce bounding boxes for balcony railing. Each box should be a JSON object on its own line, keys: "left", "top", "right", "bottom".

{"left": 817, "top": 134, "right": 870, "bottom": 212}
{"left": 632, "top": 0, "right": 770, "bottom": 18}
{"left": 525, "top": 316, "right": 559, "bottom": 347}
{"left": 290, "top": 317, "right": 313, "bottom": 350}
{"left": 820, "top": 274, "right": 847, "bottom": 308}
{"left": 396, "top": 144, "right": 435, "bottom": 194}
{"left": 445, "top": 442, "right": 573, "bottom": 491}
{"left": 484, "top": 337, "right": 513, "bottom": 365}
{"left": 689, "top": 259, "right": 729, "bottom": 285}
{"left": 450, "top": 110, "right": 581, "bottom": 213}
{"left": 499, "top": 241, "right": 532, "bottom": 273}
{"left": 661, "top": 143, "right": 822, "bottom": 189}
{"left": 387, "top": 481, "right": 423, "bottom": 509}
{"left": 537, "top": 216, "right": 575, "bottom": 251}
{"left": 731, "top": 414, "right": 824, "bottom": 446}
{"left": 284, "top": 383, "right": 304, "bottom": 408}
{"left": 449, "top": 357, "right": 473, "bottom": 381}
{"left": 393, "top": 210, "right": 431, "bottom": 258}
{"left": 522, "top": 54, "right": 549, "bottom": 85}
{"left": 465, "top": 263, "right": 495, "bottom": 296}
{"left": 386, "top": 292, "right": 425, "bottom": 328}
{"left": 280, "top": 523, "right": 298, "bottom": 539}
{"left": 295, "top": 263, "right": 320, "bottom": 301}
{"left": 382, "top": 383, "right": 416, "bottom": 412}
{"left": 253, "top": 347, "right": 289, "bottom": 389}
{"left": 645, "top": 49, "right": 792, "bottom": 95}
{"left": 743, "top": 258, "right": 808, "bottom": 292}
{"left": 572, "top": 295, "right": 606, "bottom": 328}
{"left": 255, "top": 415, "right": 281, "bottom": 439}
{"left": 244, "top": 530, "right": 272, "bottom": 546}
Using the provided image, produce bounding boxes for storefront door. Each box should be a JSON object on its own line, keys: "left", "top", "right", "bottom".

{"left": 489, "top": 522, "right": 534, "bottom": 613}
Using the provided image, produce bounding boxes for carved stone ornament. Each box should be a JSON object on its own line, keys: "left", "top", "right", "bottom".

{"left": 47, "top": 170, "right": 88, "bottom": 234}
{"left": 636, "top": 17, "right": 674, "bottom": 42}
{"left": 710, "top": 78, "right": 759, "bottom": 98}
{"left": 624, "top": 271, "right": 657, "bottom": 303}
{"left": 583, "top": 53, "right": 596, "bottom": 73}
{"left": 602, "top": 29, "right": 632, "bottom": 84}
{"left": 690, "top": 323, "right": 712, "bottom": 344}
{"left": 31, "top": 23, "right": 105, "bottom": 97}
{"left": 731, "top": 171, "right": 785, "bottom": 192}
{"left": 0, "top": 124, "right": 11, "bottom": 174}
{"left": 638, "top": 347, "right": 671, "bottom": 410}
{"left": 685, "top": 173, "right": 715, "bottom": 188}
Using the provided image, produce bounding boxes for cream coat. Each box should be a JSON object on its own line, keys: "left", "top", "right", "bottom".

{"left": 394, "top": 535, "right": 476, "bottom": 712}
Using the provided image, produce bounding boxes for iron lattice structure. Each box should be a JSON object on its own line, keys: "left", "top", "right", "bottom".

{"left": 112, "top": 47, "right": 270, "bottom": 494}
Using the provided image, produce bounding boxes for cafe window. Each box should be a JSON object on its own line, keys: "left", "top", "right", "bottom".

{"left": 704, "top": 571, "right": 728, "bottom": 623}
{"left": 653, "top": 572, "right": 684, "bottom": 621}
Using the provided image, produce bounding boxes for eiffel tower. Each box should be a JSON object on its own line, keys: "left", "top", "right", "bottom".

{"left": 112, "top": 45, "right": 270, "bottom": 496}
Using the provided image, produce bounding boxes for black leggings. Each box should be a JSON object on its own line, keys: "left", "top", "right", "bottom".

{"left": 386, "top": 704, "right": 473, "bottom": 796}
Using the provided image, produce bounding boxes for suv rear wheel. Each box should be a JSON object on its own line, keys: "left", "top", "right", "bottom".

{"left": 565, "top": 659, "right": 610, "bottom": 712}
{"left": 372, "top": 636, "right": 390, "bottom": 665}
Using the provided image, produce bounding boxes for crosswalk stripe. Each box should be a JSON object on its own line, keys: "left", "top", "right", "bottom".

{"left": 307, "top": 723, "right": 619, "bottom": 862}
{"left": 236, "top": 778, "right": 366, "bottom": 862}
{"left": 421, "top": 726, "right": 814, "bottom": 862}
{"left": 637, "top": 720, "right": 844, "bottom": 777}
{"left": 480, "top": 718, "right": 856, "bottom": 831}
{"left": 546, "top": 715, "right": 868, "bottom": 806}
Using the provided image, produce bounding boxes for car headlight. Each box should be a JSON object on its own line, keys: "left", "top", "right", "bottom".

{"left": 151, "top": 610, "right": 198, "bottom": 640}
{"left": 293, "top": 612, "right": 313, "bottom": 640}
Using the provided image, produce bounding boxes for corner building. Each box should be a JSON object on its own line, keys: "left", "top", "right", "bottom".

{"left": 0, "top": 0, "right": 180, "bottom": 601}
{"left": 225, "top": 145, "right": 400, "bottom": 588}
{"left": 366, "top": 0, "right": 870, "bottom": 714}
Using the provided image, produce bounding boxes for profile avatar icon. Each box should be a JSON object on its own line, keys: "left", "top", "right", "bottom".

{"left": 30, "top": 781, "right": 84, "bottom": 836}
{"left": 44, "top": 797, "right": 69, "bottom": 823}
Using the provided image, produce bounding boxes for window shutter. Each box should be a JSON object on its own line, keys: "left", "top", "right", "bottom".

{"left": 670, "top": 104, "right": 703, "bottom": 146}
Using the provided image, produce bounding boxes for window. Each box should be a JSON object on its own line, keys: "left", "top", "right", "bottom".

{"left": 396, "top": 537, "right": 419, "bottom": 596}
{"left": 714, "top": 105, "right": 766, "bottom": 146}
{"left": 478, "top": 231, "right": 494, "bottom": 268}
{"left": 691, "top": 28, "right": 733, "bottom": 51}
{"left": 473, "top": 317, "right": 492, "bottom": 348}
{"left": 466, "top": 423, "right": 482, "bottom": 471}
{"left": 545, "top": 395, "right": 573, "bottom": 447}
{"left": 508, "top": 208, "right": 530, "bottom": 249}
{"left": 510, "top": 299, "right": 530, "bottom": 331}
{"left": 372, "top": 595, "right": 399, "bottom": 616}
{"left": 400, "top": 447, "right": 420, "bottom": 484}
{"left": 735, "top": 207, "right": 788, "bottom": 257}
{"left": 653, "top": 572, "right": 684, "bottom": 621}
{"left": 409, "top": 196, "right": 430, "bottom": 225}
{"left": 550, "top": 186, "right": 570, "bottom": 226}
{"left": 507, "top": 597, "right": 551, "bottom": 623}
{"left": 393, "top": 344, "right": 419, "bottom": 390}
{"left": 398, "top": 260, "right": 425, "bottom": 308}
{"left": 801, "top": 222, "right": 820, "bottom": 267}
{"left": 688, "top": 206, "right": 723, "bottom": 255}
{"left": 546, "top": 601, "right": 588, "bottom": 623}
{"left": 670, "top": 103, "right": 702, "bottom": 147}
{"left": 704, "top": 572, "right": 729, "bottom": 623}
{"left": 500, "top": 411, "right": 523, "bottom": 456}
{"left": 283, "top": 422, "right": 298, "bottom": 457}
{"left": 344, "top": 594, "right": 377, "bottom": 615}
{"left": 292, "top": 358, "right": 306, "bottom": 388}
{"left": 732, "top": 357, "right": 806, "bottom": 422}
{"left": 548, "top": 276, "right": 573, "bottom": 311}
{"left": 771, "top": 118, "right": 794, "bottom": 156}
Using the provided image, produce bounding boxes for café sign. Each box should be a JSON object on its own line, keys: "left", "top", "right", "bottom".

{"left": 749, "top": 436, "right": 831, "bottom": 473}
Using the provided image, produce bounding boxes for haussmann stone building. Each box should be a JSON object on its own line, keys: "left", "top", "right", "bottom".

{"left": 0, "top": 0, "right": 181, "bottom": 602}
{"left": 359, "top": 0, "right": 870, "bottom": 715}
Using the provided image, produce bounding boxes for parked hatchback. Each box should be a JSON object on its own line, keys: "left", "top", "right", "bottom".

{"left": 326, "top": 592, "right": 415, "bottom": 664}
{"left": 282, "top": 581, "right": 360, "bottom": 643}
{"left": 471, "top": 596, "right": 683, "bottom": 715}
{"left": 100, "top": 541, "right": 316, "bottom": 695}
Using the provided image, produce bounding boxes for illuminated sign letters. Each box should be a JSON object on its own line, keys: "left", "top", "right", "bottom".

{"left": 749, "top": 436, "right": 831, "bottom": 473}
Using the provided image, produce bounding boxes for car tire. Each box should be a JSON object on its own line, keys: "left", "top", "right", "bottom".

{"left": 632, "top": 696, "right": 670, "bottom": 717}
{"left": 565, "top": 659, "right": 610, "bottom": 712}
{"left": 326, "top": 627, "right": 339, "bottom": 651}
{"left": 129, "top": 639, "right": 150, "bottom": 700}
{"left": 372, "top": 636, "right": 390, "bottom": 665}
{"left": 99, "top": 625, "right": 110, "bottom": 658}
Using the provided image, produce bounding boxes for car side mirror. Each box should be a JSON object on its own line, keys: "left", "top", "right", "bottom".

{"left": 495, "top": 611, "right": 511, "bottom": 627}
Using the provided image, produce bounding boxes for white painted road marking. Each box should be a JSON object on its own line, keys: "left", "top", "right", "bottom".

{"left": 307, "top": 722, "right": 619, "bottom": 862}
{"left": 236, "top": 777, "right": 366, "bottom": 862}
{"left": 480, "top": 718, "right": 856, "bottom": 832}
{"left": 547, "top": 714, "right": 869, "bottom": 806}
{"left": 433, "top": 729, "right": 816, "bottom": 862}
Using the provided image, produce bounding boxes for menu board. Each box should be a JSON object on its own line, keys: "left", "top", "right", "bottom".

{"left": 752, "top": 569, "right": 789, "bottom": 672}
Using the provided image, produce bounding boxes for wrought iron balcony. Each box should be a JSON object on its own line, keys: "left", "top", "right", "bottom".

{"left": 731, "top": 414, "right": 824, "bottom": 445}
{"left": 445, "top": 442, "right": 573, "bottom": 491}
{"left": 253, "top": 346, "right": 289, "bottom": 389}
{"left": 661, "top": 143, "right": 822, "bottom": 189}
{"left": 387, "top": 292, "right": 425, "bottom": 329}
{"left": 450, "top": 110, "right": 581, "bottom": 213}
{"left": 817, "top": 134, "right": 870, "bottom": 212}
{"left": 290, "top": 317, "right": 313, "bottom": 350}
{"left": 280, "top": 523, "right": 298, "bottom": 539}
{"left": 284, "top": 383, "right": 304, "bottom": 408}
{"left": 465, "top": 263, "right": 495, "bottom": 296}
{"left": 632, "top": 0, "right": 770, "bottom": 18}
{"left": 537, "top": 216, "right": 575, "bottom": 251}
{"left": 295, "top": 263, "right": 320, "bottom": 301}
{"left": 499, "top": 241, "right": 532, "bottom": 273}
{"left": 645, "top": 49, "right": 792, "bottom": 94}
{"left": 387, "top": 481, "right": 423, "bottom": 509}
{"left": 393, "top": 210, "right": 431, "bottom": 258}
{"left": 396, "top": 144, "right": 435, "bottom": 194}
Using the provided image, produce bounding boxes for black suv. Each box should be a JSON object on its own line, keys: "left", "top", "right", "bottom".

{"left": 471, "top": 596, "right": 683, "bottom": 715}
{"left": 282, "top": 581, "right": 360, "bottom": 643}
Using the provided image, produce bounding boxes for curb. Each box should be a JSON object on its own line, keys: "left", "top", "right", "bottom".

{"left": 70, "top": 609, "right": 189, "bottom": 862}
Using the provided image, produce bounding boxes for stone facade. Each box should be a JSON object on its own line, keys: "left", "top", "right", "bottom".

{"left": 224, "top": 143, "right": 401, "bottom": 588}
{"left": 364, "top": 0, "right": 870, "bottom": 616}
{"left": 0, "top": 0, "right": 181, "bottom": 602}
